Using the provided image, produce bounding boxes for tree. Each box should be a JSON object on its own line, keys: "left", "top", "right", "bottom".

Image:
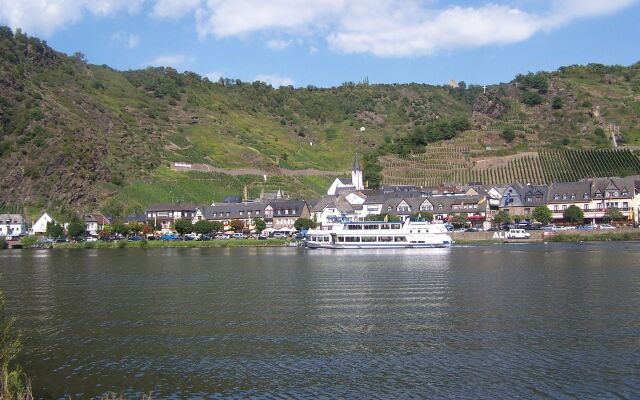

{"left": 128, "top": 222, "right": 143, "bottom": 234}
{"left": 112, "top": 223, "right": 130, "bottom": 236}
{"left": 532, "top": 206, "right": 553, "bottom": 225}
{"left": 174, "top": 219, "right": 194, "bottom": 235}
{"left": 0, "top": 290, "right": 30, "bottom": 399}
{"left": 603, "top": 207, "right": 625, "bottom": 222}
{"left": 67, "top": 222, "right": 85, "bottom": 238}
{"left": 229, "top": 219, "right": 245, "bottom": 232}
{"left": 193, "top": 220, "right": 215, "bottom": 235}
{"left": 364, "top": 213, "right": 401, "bottom": 222}
{"left": 563, "top": 205, "right": 584, "bottom": 224}
{"left": 552, "top": 96, "right": 563, "bottom": 109}
{"left": 142, "top": 224, "right": 154, "bottom": 235}
{"left": 294, "top": 218, "right": 317, "bottom": 231}
{"left": 493, "top": 210, "right": 512, "bottom": 226}
{"left": 254, "top": 218, "right": 267, "bottom": 232}
{"left": 411, "top": 212, "right": 433, "bottom": 222}
{"left": 502, "top": 127, "right": 516, "bottom": 143}
{"left": 46, "top": 221, "right": 64, "bottom": 238}
{"left": 450, "top": 214, "right": 469, "bottom": 228}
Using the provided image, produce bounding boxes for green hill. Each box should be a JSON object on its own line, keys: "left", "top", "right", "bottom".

{"left": 1, "top": 27, "right": 640, "bottom": 219}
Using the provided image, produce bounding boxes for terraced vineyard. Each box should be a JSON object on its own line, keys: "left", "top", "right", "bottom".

{"left": 381, "top": 148, "right": 640, "bottom": 186}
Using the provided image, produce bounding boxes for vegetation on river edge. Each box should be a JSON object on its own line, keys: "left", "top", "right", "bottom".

{"left": 51, "top": 238, "right": 288, "bottom": 249}
{"left": 545, "top": 231, "right": 640, "bottom": 242}
{"left": 0, "top": 291, "right": 31, "bottom": 400}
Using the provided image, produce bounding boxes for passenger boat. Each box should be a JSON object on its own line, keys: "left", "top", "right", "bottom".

{"left": 304, "top": 220, "right": 453, "bottom": 249}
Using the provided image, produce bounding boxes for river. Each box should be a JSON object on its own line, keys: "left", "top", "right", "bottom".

{"left": 1, "top": 243, "right": 639, "bottom": 399}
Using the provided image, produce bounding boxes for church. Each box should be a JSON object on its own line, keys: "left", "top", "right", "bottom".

{"left": 327, "top": 154, "right": 364, "bottom": 195}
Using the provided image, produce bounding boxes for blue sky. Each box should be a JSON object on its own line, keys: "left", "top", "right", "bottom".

{"left": 1, "top": 0, "right": 638, "bottom": 87}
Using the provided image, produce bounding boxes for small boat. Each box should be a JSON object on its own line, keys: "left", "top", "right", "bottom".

{"left": 304, "top": 220, "right": 453, "bottom": 249}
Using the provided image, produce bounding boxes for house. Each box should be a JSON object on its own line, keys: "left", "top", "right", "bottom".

{"left": 311, "top": 195, "right": 357, "bottom": 229}
{"left": 84, "top": 212, "right": 111, "bottom": 235}
{"left": 500, "top": 183, "right": 548, "bottom": 218}
{"left": 547, "top": 181, "right": 594, "bottom": 223}
{"left": 0, "top": 214, "right": 27, "bottom": 237}
{"left": 31, "top": 212, "right": 54, "bottom": 235}
{"left": 264, "top": 200, "right": 311, "bottom": 229}
{"left": 146, "top": 203, "right": 200, "bottom": 231}
{"left": 194, "top": 203, "right": 267, "bottom": 230}
{"left": 327, "top": 154, "right": 364, "bottom": 195}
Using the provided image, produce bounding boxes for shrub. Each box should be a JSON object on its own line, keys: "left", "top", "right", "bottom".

{"left": 116, "top": 240, "right": 127, "bottom": 248}
{"left": 20, "top": 236, "right": 38, "bottom": 249}
{"left": 502, "top": 127, "right": 516, "bottom": 143}
{"left": 521, "top": 91, "right": 544, "bottom": 106}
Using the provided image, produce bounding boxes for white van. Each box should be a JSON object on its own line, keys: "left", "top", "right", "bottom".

{"left": 507, "top": 228, "right": 530, "bottom": 239}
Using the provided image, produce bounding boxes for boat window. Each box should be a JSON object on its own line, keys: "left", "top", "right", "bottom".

{"left": 365, "top": 224, "right": 377, "bottom": 230}
{"left": 378, "top": 236, "right": 393, "bottom": 242}
{"left": 381, "top": 224, "right": 390, "bottom": 229}
{"left": 361, "top": 236, "right": 377, "bottom": 242}
{"left": 391, "top": 224, "right": 401, "bottom": 229}
{"left": 337, "top": 237, "right": 345, "bottom": 242}
{"left": 394, "top": 236, "right": 407, "bottom": 242}
{"left": 344, "top": 236, "right": 361, "bottom": 242}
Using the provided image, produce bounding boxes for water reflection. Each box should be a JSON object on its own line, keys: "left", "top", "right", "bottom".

{"left": 0, "top": 244, "right": 639, "bottom": 398}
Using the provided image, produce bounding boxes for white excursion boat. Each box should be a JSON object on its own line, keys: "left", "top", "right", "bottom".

{"left": 304, "top": 220, "right": 453, "bottom": 249}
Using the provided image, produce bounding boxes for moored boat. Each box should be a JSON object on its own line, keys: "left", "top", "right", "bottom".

{"left": 304, "top": 220, "right": 453, "bottom": 249}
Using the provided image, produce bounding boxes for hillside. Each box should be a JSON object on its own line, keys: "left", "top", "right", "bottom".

{"left": 1, "top": 27, "right": 640, "bottom": 219}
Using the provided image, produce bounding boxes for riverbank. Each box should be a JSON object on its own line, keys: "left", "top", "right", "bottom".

{"left": 52, "top": 238, "right": 289, "bottom": 249}
{"left": 451, "top": 228, "right": 640, "bottom": 244}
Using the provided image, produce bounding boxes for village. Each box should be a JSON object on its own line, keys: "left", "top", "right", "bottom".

{"left": 1, "top": 154, "right": 639, "bottom": 245}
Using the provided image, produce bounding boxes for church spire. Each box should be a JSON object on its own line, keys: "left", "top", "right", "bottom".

{"left": 353, "top": 153, "right": 361, "bottom": 171}
{"left": 351, "top": 153, "right": 364, "bottom": 190}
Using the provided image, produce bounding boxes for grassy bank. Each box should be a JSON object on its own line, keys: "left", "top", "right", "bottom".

{"left": 0, "top": 291, "right": 31, "bottom": 400}
{"left": 544, "top": 231, "right": 640, "bottom": 242}
{"left": 52, "top": 238, "right": 289, "bottom": 249}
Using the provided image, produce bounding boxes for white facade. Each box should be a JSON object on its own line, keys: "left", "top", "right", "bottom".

{"left": 31, "top": 212, "right": 54, "bottom": 234}
{"left": 0, "top": 214, "right": 27, "bottom": 237}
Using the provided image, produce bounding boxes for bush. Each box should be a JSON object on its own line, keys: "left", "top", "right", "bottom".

{"left": 20, "top": 236, "right": 38, "bottom": 249}
{"left": 116, "top": 240, "right": 127, "bottom": 248}
{"left": 552, "top": 96, "right": 563, "bottom": 109}
{"left": 521, "top": 91, "right": 544, "bottom": 106}
{"left": 502, "top": 127, "right": 516, "bottom": 143}
{"left": 0, "top": 237, "right": 7, "bottom": 250}
{"left": 140, "top": 239, "right": 149, "bottom": 248}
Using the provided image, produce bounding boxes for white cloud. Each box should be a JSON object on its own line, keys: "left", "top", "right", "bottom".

{"left": 1, "top": 0, "right": 635, "bottom": 56}
{"left": 255, "top": 74, "right": 294, "bottom": 87}
{"left": 145, "top": 54, "right": 195, "bottom": 68}
{"left": 309, "top": 45, "right": 318, "bottom": 55}
{"left": 150, "top": 0, "right": 201, "bottom": 19}
{"left": 180, "top": 0, "right": 637, "bottom": 57}
{"left": 0, "top": 0, "right": 143, "bottom": 36}
{"left": 111, "top": 31, "right": 140, "bottom": 49}
{"left": 265, "top": 39, "right": 293, "bottom": 50}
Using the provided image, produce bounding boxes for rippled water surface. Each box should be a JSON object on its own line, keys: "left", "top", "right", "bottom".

{"left": 1, "top": 243, "right": 640, "bottom": 399}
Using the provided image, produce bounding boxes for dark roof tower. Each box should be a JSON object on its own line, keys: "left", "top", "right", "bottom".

{"left": 353, "top": 153, "right": 361, "bottom": 171}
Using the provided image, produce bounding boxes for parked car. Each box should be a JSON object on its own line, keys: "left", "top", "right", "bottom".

{"left": 541, "top": 224, "right": 557, "bottom": 231}
{"left": 557, "top": 226, "right": 576, "bottom": 231}
{"left": 197, "top": 234, "right": 212, "bottom": 241}
{"left": 464, "top": 228, "right": 479, "bottom": 232}
{"left": 160, "top": 233, "right": 179, "bottom": 241}
{"left": 85, "top": 236, "right": 98, "bottom": 242}
{"left": 486, "top": 227, "right": 500, "bottom": 232}
{"left": 55, "top": 237, "right": 67, "bottom": 243}
{"left": 128, "top": 235, "right": 142, "bottom": 241}
{"left": 599, "top": 224, "right": 616, "bottom": 230}
{"left": 231, "top": 233, "right": 246, "bottom": 239}
{"left": 215, "top": 234, "right": 230, "bottom": 240}
{"left": 257, "top": 234, "right": 268, "bottom": 240}
{"left": 576, "top": 225, "right": 595, "bottom": 230}
{"left": 272, "top": 232, "right": 288, "bottom": 239}
{"left": 506, "top": 229, "right": 530, "bottom": 239}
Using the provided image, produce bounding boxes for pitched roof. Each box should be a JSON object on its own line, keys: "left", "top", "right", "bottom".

{"left": 146, "top": 203, "right": 201, "bottom": 212}
{"left": 0, "top": 214, "right": 24, "bottom": 224}
{"left": 312, "top": 195, "right": 355, "bottom": 214}
{"left": 199, "top": 203, "right": 268, "bottom": 220}
{"left": 268, "top": 200, "right": 308, "bottom": 218}
{"left": 547, "top": 181, "right": 592, "bottom": 202}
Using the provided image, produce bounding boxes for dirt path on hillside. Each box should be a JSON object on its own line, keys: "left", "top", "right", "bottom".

{"left": 170, "top": 162, "right": 345, "bottom": 177}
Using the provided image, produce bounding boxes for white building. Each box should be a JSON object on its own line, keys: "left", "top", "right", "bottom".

{"left": 0, "top": 214, "right": 27, "bottom": 237}
{"left": 31, "top": 212, "right": 54, "bottom": 235}
{"left": 327, "top": 154, "right": 364, "bottom": 195}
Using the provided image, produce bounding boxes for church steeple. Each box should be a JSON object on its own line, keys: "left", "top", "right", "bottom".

{"left": 351, "top": 153, "right": 364, "bottom": 190}
{"left": 353, "top": 153, "right": 361, "bottom": 171}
